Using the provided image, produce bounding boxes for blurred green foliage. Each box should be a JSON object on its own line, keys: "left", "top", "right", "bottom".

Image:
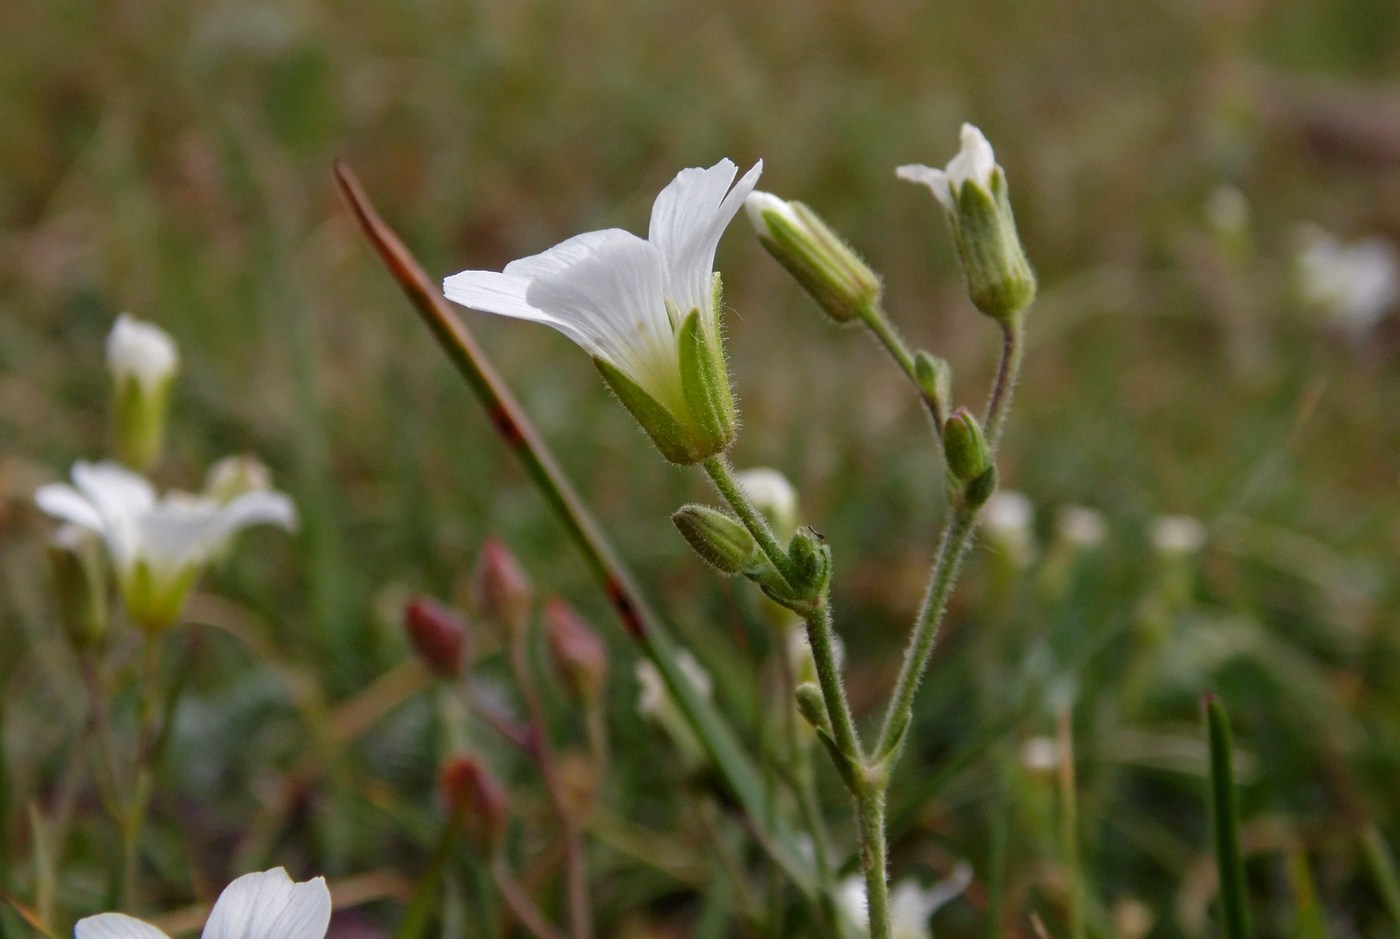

{"left": 3, "top": 0, "right": 1400, "bottom": 935}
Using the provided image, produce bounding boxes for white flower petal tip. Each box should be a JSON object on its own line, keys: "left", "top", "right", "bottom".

{"left": 743, "top": 190, "right": 798, "bottom": 230}
{"left": 107, "top": 314, "right": 179, "bottom": 390}
{"left": 895, "top": 164, "right": 954, "bottom": 210}
{"left": 75, "top": 913, "right": 172, "bottom": 939}
{"left": 443, "top": 159, "right": 759, "bottom": 463}
{"left": 203, "top": 868, "right": 331, "bottom": 939}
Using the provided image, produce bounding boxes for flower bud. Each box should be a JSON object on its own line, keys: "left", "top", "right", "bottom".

{"left": 794, "top": 682, "right": 831, "bottom": 734}
{"left": 913, "top": 351, "right": 952, "bottom": 425}
{"left": 471, "top": 539, "right": 533, "bottom": 635}
{"left": 545, "top": 599, "right": 607, "bottom": 704}
{"left": 404, "top": 597, "right": 469, "bottom": 678}
{"left": 942, "top": 408, "right": 995, "bottom": 506}
{"left": 48, "top": 525, "right": 108, "bottom": 649}
{"left": 745, "top": 192, "right": 882, "bottom": 323}
{"left": 784, "top": 527, "right": 831, "bottom": 603}
{"left": 898, "top": 124, "right": 1036, "bottom": 324}
{"left": 106, "top": 314, "right": 179, "bottom": 472}
{"left": 672, "top": 504, "right": 762, "bottom": 575}
{"left": 203, "top": 454, "right": 273, "bottom": 504}
{"left": 439, "top": 755, "right": 508, "bottom": 853}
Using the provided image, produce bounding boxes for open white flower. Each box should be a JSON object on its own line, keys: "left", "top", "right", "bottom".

{"left": 1293, "top": 225, "right": 1399, "bottom": 335}
{"left": 76, "top": 867, "right": 330, "bottom": 939}
{"left": 444, "top": 159, "right": 762, "bottom": 464}
{"left": 36, "top": 460, "right": 296, "bottom": 631}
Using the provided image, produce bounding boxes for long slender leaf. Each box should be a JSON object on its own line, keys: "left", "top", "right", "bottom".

{"left": 1206, "top": 694, "right": 1251, "bottom": 939}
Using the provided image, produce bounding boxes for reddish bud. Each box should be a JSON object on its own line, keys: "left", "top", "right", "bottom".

{"left": 545, "top": 599, "right": 607, "bottom": 703}
{"left": 404, "top": 597, "right": 468, "bottom": 678}
{"left": 472, "top": 539, "right": 533, "bottom": 635}
{"left": 439, "top": 755, "right": 508, "bottom": 853}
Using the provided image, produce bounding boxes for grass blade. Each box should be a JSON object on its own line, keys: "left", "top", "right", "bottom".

{"left": 1205, "top": 693, "right": 1251, "bottom": 939}
{"left": 1362, "top": 823, "right": 1400, "bottom": 932}
{"left": 331, "top": 161, "right": 814, "bottom": 896}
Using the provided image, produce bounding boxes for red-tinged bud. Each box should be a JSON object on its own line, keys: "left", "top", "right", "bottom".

{"left": 439, "top": 755, "right": 508, "bottom": 853}
{"left": 545, "top": 599, "right": 607, "bottom": 703}
{"left": 472, "top": 539, "right": 533, "bottom": 635}
{"left": 404, "top": 597, "right": 468, "bottom": 678}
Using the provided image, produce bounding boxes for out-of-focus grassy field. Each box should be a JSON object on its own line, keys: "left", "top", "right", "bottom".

{"left": 3, "top": 0, "right": 1400, "bottom": 935}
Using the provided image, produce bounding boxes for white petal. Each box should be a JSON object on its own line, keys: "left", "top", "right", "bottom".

{"left": 648, "top": 159, "right": 763, "bottom": 318}
{"left": 525, "top": 229, "right": 679, "bottom": 401}
{"left": 896, "top": 164, "right": 954, "bottom": 211}
{"left": 442, "top": 270, "right": 548, "bottom": 321}
{"left": 201, "top": 868, "right": 331, "bottom": 939}
{"left": 743, "top": 190, "right": 799, "bottom": 234}
{"left": 34, "top": 483, "right": 104, "bottom": 532}
{"left": 76, "top": 913, "right": 171, "bottom": 939}
{"left": 107, "top": 314, "right": 179, "bottom": 391}
{"left": 135, "top": 498, "right": 222, "bottom": 580}
{"left": 71, "top": 461, "right": 157, "bottom": 574}
{"left": 945, "top": 123, "right": 996, "bottom": 193}
{"left": 503, "top": 229, "right": 621, "bottom": 280}
{"left": 204, "top": 490, "right": 298, "bottom": 549}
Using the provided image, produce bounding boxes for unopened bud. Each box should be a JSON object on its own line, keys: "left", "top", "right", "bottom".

{"left": 673, "top": 504, "right": 761, "bottom": 575}
{"left": 545, "top": 599, "right": 607, "bottom": 703}
{"left": 439, "top": 756, "right": 508, "bottom": 853}
{"left": 472, "top": 539, "right": 533, "bottom": 635}
{"left": 794, "top": 682, "right": 831, "bottom": 734}
{"left": 48, "top": 525, "right": 108, "bottom": 649}
{"left": 203, "top": 454, "right": 272, "bottom": 503}
{"left": 106, "top": 314, "right": 179, "bottom": 472}
{"left": 942, "top": 408, "right": 995, "bottom": 505}
{"left": 913, "top": 351, "right": 952, "bottom": 424}
{"left": 745, "top": 191, "right": 882, "bottom": 323}
{"left": 404, "top": 597, "right": 468, "bottom": 678}
{"left": 898, "top": 124, "right": 1037, "bottom": 324}
{"left": 785, "top": 527, "right": 831, "bottom": 600}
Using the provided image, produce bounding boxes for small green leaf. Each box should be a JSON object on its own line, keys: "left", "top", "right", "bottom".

{"left": 1206, "top": 694, "right": 1252, "bottom": 939}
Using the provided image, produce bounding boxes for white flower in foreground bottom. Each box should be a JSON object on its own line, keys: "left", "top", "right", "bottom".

{"left": 837, "top": 864, "right": 973, "bottom": 939}
{"left": 444, "top": 159, "right": 762, "bottom": 465}
{"left": 76, "top": 867, "right": 330, "bottom": 939}
{"left": 898, "top": 124, "right": 1036, "bottom": 322}
{"left": 36, "top": 461, "right": 296, "bottom": 632}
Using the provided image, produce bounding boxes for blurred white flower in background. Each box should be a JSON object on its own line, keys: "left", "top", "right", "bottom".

{"left": 107, "top": 314, "right": 179, "bottom": 392}
{"left": 837, "top": 864, "right": 973, "bottom": 938}
{"left": 1149, "top": 515, "right": 1207, "bottom": 559}
{"left": 980, "top": 490, "right": 1036, "bottom": 568}
{"left": 1293, "top": 225, "right": 1400, "bottom": 336}
{"left": 1055, "top": 505, "right": 1106, "bottom": 551}
{"left": 76, "top": 867, "right": 330, "bottom": 939}
{"left": 35, "top": 460, "right": 296, "bottom": 632}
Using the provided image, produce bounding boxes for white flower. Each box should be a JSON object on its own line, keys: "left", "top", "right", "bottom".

{"left": 1056, "top": 505, "right": 1106, "bottom": 550}
{"left": 35, "top": 460, "right": 296, "bottom": 631}
{"left": 896, "top": 124, "right": 996, "bottom": 213}
{"left": 1149, "top": 514, "right": 1206, "bottom": 558}
{"left": 735, "top": 467, "right": 799, "bottom": 540}
{"left": 107, "top": 314, "right": 179, "bottom": 392}
{"left": 898, "top": 124, "right": 1036, "bottom": 321}
{"left": 75, "top": 867, "right": 330, "bottom": 939}
{"left": 1020, "top": 735, "right": 1060, "bottom": 774}
{"left": 1293, "top": 225, "right": 1400, "bottom": 335}
{"left": 636, "top": 651, "right": 712, "bottom": 768}
{"left": 836, "top": 865, "right": 972, "bottom": 939}
{"left": 980, "top": 490, "right": 1036, "bottom": 568}
{"left": 444, "top": 159, "right": 762, "bottom": 464}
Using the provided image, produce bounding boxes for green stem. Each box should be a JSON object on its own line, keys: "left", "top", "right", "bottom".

{"left": 1205, "top": 695, "right": 1251, "bottom": 939}
{"left": 702, "top": 455, "right": 795, "bottom": 583}
{"left": 983, "top": 317, "right": 1025, "bottom": 451}
{"left": 858, "top": 303, "right": 943, "bottom": 433}
{"left": 854, "top": 785, "right": 892, "bottom": 939}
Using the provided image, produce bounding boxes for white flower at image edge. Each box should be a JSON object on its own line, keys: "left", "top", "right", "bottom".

{"left": 443, "top": 158, "right": 761, "bottom": 462}
{"left": 36, "top": 461, "right": 296, "bottom": 631}
{"left": 75, "top": 868, "right": 330, "bottom": 939}
{"left": 837, "top": 864, "right": 973, "bottom": 939}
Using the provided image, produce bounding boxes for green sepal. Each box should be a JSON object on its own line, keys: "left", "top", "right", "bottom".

{"left": 759, "top": 202, "right": 880, "bottom": 323}
{"left": 124, "top": 560, "right": 199, "bottom": 633}
{"left": 673, "top": 504, "right": 763, "bottom": 575}
{"left": 594, "top": 356, "right": 704, "bottom": 465}
{"left": 794, "top": 682, "right": 832, "bottom": 735}
{"left": 678, "top": 307, "right": 737, "bottom": 458}
{"left": 953, "top": 170, "right": 1036, "bottom": 323}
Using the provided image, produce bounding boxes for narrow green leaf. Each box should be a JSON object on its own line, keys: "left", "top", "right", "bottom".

{"left": 1206, "top": 694, "right": 1252, "bottom": 939}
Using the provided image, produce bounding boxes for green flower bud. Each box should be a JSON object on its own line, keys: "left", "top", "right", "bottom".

{"left": 943, "top": 408, "right": 997, "bottom": 507}
{"left": 785, "top": 527, "right": 831, "bottom": 600}
{"left": 913, "top": 351, "right": 952, "bottom": 425}
{"left": 673, "top": 504, "right": 762, "bottom": 575}
{"left": 745, "top": 192, "right": 882, "bottom": 323}
{"left": 898, "top": 124, "right": 1037, "bottom": 324}
{"left": 794, "top": 682, "right": 831, "bottom": 734}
